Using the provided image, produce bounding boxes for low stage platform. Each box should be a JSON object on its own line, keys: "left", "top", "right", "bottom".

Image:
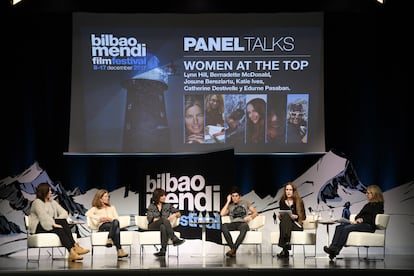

{"left": 1, "top": 253, "right": 412, "bottom": 275}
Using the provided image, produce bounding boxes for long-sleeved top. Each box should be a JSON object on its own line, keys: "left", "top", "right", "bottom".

{"left": 28, "top": 198, "right": 69, "bottom": 233}
{"left": 279, "top": 198, "right": 306, "bottom": 226}
{"left": 355, "top": 202, "right": 384, "bottom": 229}
{"left": 86, "top": 205, "right": 119, "bottom": 230}
{"left": 146, "top": 202, "right": 179, "bottom": 224}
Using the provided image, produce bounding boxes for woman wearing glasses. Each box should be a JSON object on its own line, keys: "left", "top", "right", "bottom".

{"left": 323, "top": 185, "right": 384, "bottom": 260}
{"left": 286, "top": 102, "right": 308, "bottom": 144}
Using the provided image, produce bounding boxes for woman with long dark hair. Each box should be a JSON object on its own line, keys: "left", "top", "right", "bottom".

{"left": 29, "top": 183, "right": 90, "bottom": 262}
{"left": 246, "top": 97, "right": 266, "bottom": 144}
{"left": 276, "top": 182, "right": 306, "bottom": 258}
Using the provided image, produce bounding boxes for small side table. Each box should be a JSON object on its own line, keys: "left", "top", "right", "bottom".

{"left": 318, "top": 220, "right": 337, "bottom": 246}
{"left": 191, "top": 220, "right": 218, "bottom": 258}
{"left": 69, "top": 220, "right": 85, "bottom": 238}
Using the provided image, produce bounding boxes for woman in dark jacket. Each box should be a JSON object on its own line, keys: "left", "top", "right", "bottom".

{"left": 147, "top": 188, "right": 185, "bottom": 257}
{"left": 324, "top": 184, "right": 384, "bottom": 260}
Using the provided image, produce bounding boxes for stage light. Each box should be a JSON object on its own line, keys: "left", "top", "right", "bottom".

{"left": 12, "top": 0, "right": 23, "bottom": 5}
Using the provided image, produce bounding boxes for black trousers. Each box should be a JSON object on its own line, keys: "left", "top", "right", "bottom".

{"left": 329, "top": 222, "right": 374, "bottom": 253}
{"left": 99, "top": 219, "right": 122, "bottom": 250}
{"left": 278, "top": 213, "right": 303, "bottom": 250}
{"left": 148, "top": 217, "right": 177, "bottom": 251}
{"left": 36, "top": 218, "right": 75, "bottom": 252}
{"left": 221, "top": 221, "right": 250, "bottom": 251}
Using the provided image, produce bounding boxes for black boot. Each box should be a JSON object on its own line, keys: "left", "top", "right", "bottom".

{"left": 154, "top": 247, "right": 166, "bottom": 257}
{"left": 154, "top": 251, "right": 165, "bottom": 257}
{"left": 173, "top": 237, "right": 185, "bottom": 246}
{"left": 285, "top": 242, "right": 291, "bottom": 251}
{"left": 323, "top": 246, "right": 332, "bottom": 254}
{"left": 276, "top": 249, "right": 289, "bottom": 258}
{"left": 324, "top": 246, "right": 339, "bottom": 260}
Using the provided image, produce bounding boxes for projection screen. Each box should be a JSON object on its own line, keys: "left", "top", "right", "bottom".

{"left": 69, "top": 12, "right": 325, "bottom": 155}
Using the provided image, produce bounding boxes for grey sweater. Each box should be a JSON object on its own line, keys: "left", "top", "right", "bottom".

{"left": 28, "top": 198, "right": 68, "bottom": 233}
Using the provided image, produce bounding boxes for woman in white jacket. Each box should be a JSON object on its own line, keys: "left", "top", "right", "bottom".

{"left": 86, "top": 189, "right": 128, "bottom": 258}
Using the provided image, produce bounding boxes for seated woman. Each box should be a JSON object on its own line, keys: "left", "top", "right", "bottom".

{"left": 276, "top": 182, "right": 306, "bottom": 258}
{"left": 28, "top": 182, "right": 89, "bottom": 262}
{"left": 86, "top": 189, "right": 128, "bottom": 258}
{"left": 147, "top": 188, "right": 185, "bottom": 257}
{"left": 324, "top": 185, "right": 384, "bottom": 260}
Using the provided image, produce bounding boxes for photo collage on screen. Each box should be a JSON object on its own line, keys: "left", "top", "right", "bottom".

{"left": 183, "top": 93, "right": 309, "bottom": 145}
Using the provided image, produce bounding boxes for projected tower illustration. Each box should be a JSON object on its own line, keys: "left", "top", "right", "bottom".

{"left": 121, "top": 64, "right": 171, "bottom": 152}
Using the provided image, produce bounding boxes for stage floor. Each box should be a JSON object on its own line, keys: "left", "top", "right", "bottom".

{"left": 0, "top": 253, "right": 413, "bottom": 275}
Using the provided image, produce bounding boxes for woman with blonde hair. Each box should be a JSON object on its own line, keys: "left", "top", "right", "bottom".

{"left": 184, "top": 95, "right": 205, "bottom": 144}
{"left": 86, "top": 189, "right": 128, "bottom": 258}
{"left": 324, "top": 184, "right": 384, "bottom": 260}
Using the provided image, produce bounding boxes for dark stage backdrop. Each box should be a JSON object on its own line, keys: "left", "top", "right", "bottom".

{"left": 1, "top": 3, "right": 411, "bottom": 210}
{"left": 132, "top": 149, "right": 234, "bottom": 241}
{"left": 65, "top": 149, "right": 236, "bottom": 242}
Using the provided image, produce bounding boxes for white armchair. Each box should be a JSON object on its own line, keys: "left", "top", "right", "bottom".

{"left": 24, "top": 215, "right": 78, "bottom": 262}
{"left": 270, "top": 215, "right": 318, "bottom": 258}
{"left": 345, "top": 213, "right": 390, "bottom": 260}
{"left": 134, "top": 215, "right": 181, "bottom": 256}
{"left": 290, "top": 215, "right": 318, "bottom": 257}
{"left": 86, "top": 215, "right": 134, "bottom": 257}
{"left": 221, "top": 215, "right": 265, "bottom": 255}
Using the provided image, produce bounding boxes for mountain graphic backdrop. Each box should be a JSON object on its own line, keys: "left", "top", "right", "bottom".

{"left": 1, "top": 150, "right": 413, "bottom": 256}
